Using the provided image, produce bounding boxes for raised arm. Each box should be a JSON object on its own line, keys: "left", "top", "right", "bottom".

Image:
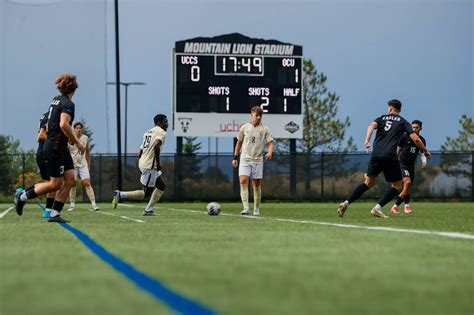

{"left": 365, "top": 121, "right": 378, "bottom": 151}
{"left": 409, "top": 133, "right": 430, "bottom": 158}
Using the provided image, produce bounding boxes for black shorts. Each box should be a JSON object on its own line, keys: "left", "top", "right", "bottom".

{"left": 45, "top": 149, "right": 74, "bottom": 178}
{"left": 36, "top": 152, "right": 50, "bottom": 180}
{"left": 366, "top": 156, "right": 402, "bottom": 183}
{"left": 400, "top": 162, "right": 415, "bottom": 183}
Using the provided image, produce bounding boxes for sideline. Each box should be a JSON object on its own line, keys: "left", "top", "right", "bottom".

{"left": 157, "top": 206, "right": 474, "bottom": 241}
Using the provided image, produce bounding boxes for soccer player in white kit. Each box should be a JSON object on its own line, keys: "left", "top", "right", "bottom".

{"left": 232, "top": 106, "right": 273, "bottom": 216}
{"left": 67, "top": 122, "right": 99, "bottom": 211}
{"left": 112, "top": 114, "right": 168, "bottom": 216}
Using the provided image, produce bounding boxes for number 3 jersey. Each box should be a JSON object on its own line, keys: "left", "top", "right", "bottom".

{"left": 139, "top": 125, "right": 166, "bottom": 170}
{"left": 238, "top": 122, "right": 273, "bottom": 164}
{"left": 372, "top": 114, "right": 413, "bottom": 160}
{"left": 397, "top": 133, "right": 426, "bottom": 167}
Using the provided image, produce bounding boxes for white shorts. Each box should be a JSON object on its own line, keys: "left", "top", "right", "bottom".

{"left": 74, "top": 166, "right": 90, "bottom": 180}
{"left": 239, "top": 162, "right": 263, "bottom": 179}
{"left": 140, "top": 168, "right": 162, "bottom": 187}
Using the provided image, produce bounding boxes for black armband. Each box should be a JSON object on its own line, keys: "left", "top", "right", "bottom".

{"left": 233, "top": 155, "right": 239, "bottom": 160}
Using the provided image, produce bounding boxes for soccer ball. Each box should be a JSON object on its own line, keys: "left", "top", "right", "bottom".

{"left": 207, "top": 202, "right": 221, "bottom": 216}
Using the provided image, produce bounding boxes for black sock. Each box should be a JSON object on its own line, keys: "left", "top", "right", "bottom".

{"left": 347, "top": 184, "right": 370, "bottom": 204}
{"left": 46, "top": 198, "right": 55, "bottom": 209}
{"left": 25, "top": 187, "right": 38, "bottom": 200}
{"left": 378, "top": 188, "right": 400, "bottom": 207}
{"left": 395, "top": 196, "right": 403, "bottom": 207}
{"left": 52, "top": 201, "right": 64, "bottom": 213}
{"left": 404, "top": 194, "right": 411, "bottom": 204}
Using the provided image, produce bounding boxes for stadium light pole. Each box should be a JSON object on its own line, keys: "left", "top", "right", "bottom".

{"left": 107, "top": 82, "right": 146, "bottom": 166}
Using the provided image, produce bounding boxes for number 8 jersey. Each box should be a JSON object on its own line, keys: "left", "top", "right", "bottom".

{"left": 372, "top": 114, "right": 413, "bottom": 160}
{"left": 139, "top": 125, "right": 167, "bottom": 170}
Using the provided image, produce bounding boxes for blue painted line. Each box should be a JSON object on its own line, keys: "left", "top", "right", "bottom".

{"left": 59, "top": 223, "right": 216, "bottom": 315}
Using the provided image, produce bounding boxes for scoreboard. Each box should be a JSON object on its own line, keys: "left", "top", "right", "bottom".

{"left": 173, "top": 33, "right": 303, "bottom": 138}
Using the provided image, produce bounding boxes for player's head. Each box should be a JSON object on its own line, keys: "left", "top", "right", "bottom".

{"left": 387, "top": 99, "right": 402, "bottom": 114}
{"left": 56, "top": 74, "right": 78, "bottom": 97}
{"left": 73, "top": 122, "right": 84, "bottom": 136}
{"left": 154, "top": 114, "right": 168, "bottom": 131}
{"left": 250, "top": 106, "right": 263, "bottom": 125}
{"left": 412, "top": 119, "right": 423, "bottom": 134}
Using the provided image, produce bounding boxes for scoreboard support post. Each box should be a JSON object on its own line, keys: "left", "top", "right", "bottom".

{"left": 290, "top": 139, "right": 297, "bottom": 198}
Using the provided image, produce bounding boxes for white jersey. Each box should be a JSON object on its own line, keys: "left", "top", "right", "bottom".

{"left": 68, "top": 134, "right": 89, "bottom": 168}
{"left": 238, "top": 122, "right": 273, "bottom": 164}
{"left": 138, "top": 126, "right": 166, "bottom": 170}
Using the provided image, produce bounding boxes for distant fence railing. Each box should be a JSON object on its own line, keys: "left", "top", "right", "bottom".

{"left": 2, "top": 152, "right": 473, "bottom": 202}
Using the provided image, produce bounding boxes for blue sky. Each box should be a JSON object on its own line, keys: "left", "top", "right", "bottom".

{"left": 0, "top": 0, "right": 472, "bottom": 153}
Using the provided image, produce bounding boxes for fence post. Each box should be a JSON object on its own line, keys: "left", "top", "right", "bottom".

{"left": 99, "top": 154, "right": 102, "bottom": 202}
{"left": 22, "top": 153, "right": 26, "bottom": 189}
{"left": 320, "top": 152, "right": 324, "bottom": 201}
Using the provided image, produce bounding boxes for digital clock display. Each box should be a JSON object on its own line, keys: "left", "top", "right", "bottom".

{"left": 173, "top": 33, "right": 303, "bottom": 138}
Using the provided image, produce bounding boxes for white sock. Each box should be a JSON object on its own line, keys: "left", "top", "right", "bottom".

{"left": 405, "top": 203, "right": 410, "bottom": 207}
{"left": 69, "top": 187, "right": 76, "bottom": 206}
{"left": 374, "top": 204, "right": 382, "bottom": 211}
{"left": 253, "top": 186, "right": 261, "bottom": 210}
{"left": 145, "top": 189, "right": 164, "bottom": 212}
{"left": 85, "top": 186, "right": 96, "bottom": 206}
{"left": 20, "top": 192, "right": 28, "bottom": 202}
{"left": 343, "top": 200, "right": 349, "bottom": 207}
{"left": 121, "top": 190, "right": 145, "bottom": 199}
{"left": 240, "top": 184, "right": 249, "bottom": 210}
{"left": 50, "top": 210, "right": 60, "bottom": 217}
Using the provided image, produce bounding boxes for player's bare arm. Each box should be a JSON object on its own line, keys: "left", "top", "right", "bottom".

{"left": 37, "top": 128, "right": 47, "bottom": 142}
{"left": 265, "top": 141, "right": 273, "bottom": 160}
{"left": 365, "top": 121, "right": 377, "bottom": 150}
{"left": 60, "top": 113, "right": 84, "bottom": 154}
{"left": 232, "top": 140, "right": 243, "bottom": 168}
{"left": 154, "top": 139, "right": 162, "bottom": 171}
{"left": 86, "top": 142, "right": 91, "bottom": 168}
{"left": 409, "top": 133, "right": 430, "bottom": 158}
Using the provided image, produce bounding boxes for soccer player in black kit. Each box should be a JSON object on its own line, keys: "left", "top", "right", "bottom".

{"left": 35, "top": 111, "right": 57, "bottom": 218}
{"left": 390, "top": 120, "right": 427, "bottom": 214}
{"left": 14, "top": 74, "right": 84, "bottom": 223}
{"left": 337, "top": 100, "right": 430, "bottom": 218}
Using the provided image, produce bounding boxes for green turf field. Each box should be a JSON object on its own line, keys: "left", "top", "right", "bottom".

{"left": 1, "top": 202, "right": 473, "bottom": 315}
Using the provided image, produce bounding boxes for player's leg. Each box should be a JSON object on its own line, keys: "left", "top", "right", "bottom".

{"left": 338, "top": 157, "right": 379, "bottom": 217}
{"left": 36, "top": 156, "right": 54, "bottom": 217}
{"left": 67, "top": 169, "right": 78, "bottom": 211}
{"left": 79, "top": 166, "right": 99, "bottom": 211}
{"left": 112, "top": 169, "right": 149, "bottom": 209}
{"left": 403, "top": 171, "right": 415, "bottom": 214}
{"left": 143, "top": 174, "right": 166, "bottom": 216}
{"left": 48, "top": 154, "right": 76, "bottom": 223}
{"left": 371, "top": 160, "right": 402, "bottom": 218}
{"left": 392, "top": 174, "right": 411, "bottom": 214}
{"left": 239, "top": 163, "right": 251, "bottom": 215}
{"left": 251, "top": 163, "right": 263, "bottom": 216}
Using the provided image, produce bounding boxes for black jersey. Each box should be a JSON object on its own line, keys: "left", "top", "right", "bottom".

{"left": 45, "top": 95, "right": 75, "bottom": 151}
{"left": 36, "top": 111, "right": 49, "bottom": 154}
{"left": 398, "top": 133, "right": 426, "bottom": 167}
{"left": 371, "top": 114, "right": 413, "bottom": 160}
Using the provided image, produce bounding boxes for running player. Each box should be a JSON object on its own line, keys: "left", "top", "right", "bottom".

{"left": 337, "top": 100, "right": 430, "bottom": 218}
{"left": 67, "top": 122, "right": 99, "bottom": 211}
{"left": 232, "top": 106, "right": 273, "bottom": 216}
{"left": 391, "top": 120, "right": 427, "bottom": 214}
{"left": 112, "top": 114, "right": 168, "bottom": 216}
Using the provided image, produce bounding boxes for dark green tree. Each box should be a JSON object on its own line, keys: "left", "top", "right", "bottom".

{"left": 0, "top": 135, "right": 14, "bottom": 192}
{"left": 440, "top": 115, "right": 474, "bottom": 151}
{"left": 181, "top": 137, "right": 204, "bottom": 180}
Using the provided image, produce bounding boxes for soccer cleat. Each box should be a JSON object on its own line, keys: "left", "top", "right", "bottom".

{"left": 390, "top": 206, "right": 400, "bottom": 214}
{"left": 404, "top": 205, "right": 413, "bottom": 214}
{"left": 371, "top": 207, "right": 389, "bottom": 218}
{"left": 240, "top": 209, "right": 250, "bottom": 215}
{"left": 112, "top": 190, "right": 121, "bottom": 209}
{"left": 42, "top": 209, "right": 51, "bottom": 218}
{"left": 92, "top": 205, "right": 100, "bottom": 211}
{"left": 47, "top": 215, "right": 70, "bottom": 223}
{"left": 337, "top": 202, "right": 348, "bottom": 218}
{"left": 143, "top": 210, "right": 156, "bottom": 216}
{"left": 14, "top": 188, "right": 25, "bottom": 216}
{"left": 253, "top": 209, "right": 260, "bottom": 216}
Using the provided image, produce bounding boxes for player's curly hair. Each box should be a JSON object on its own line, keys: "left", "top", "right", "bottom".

{"left": 55, "top": 74, "right": 78, "bottom": 95}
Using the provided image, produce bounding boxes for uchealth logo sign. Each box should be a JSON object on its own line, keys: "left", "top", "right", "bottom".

{"left": 219, "top": 120, "right": 243, "bottom": 133}
{"left": 285, "top": 121, "right": 300, "bottom": 134}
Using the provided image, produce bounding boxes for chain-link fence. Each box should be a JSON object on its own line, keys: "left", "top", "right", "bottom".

{"left": 2, "top": 152, "right": 473, "bottom": 202}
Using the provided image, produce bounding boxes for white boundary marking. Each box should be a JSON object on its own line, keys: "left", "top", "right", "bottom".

{"left": 157, "top": 206, "right": 474, "bottom": 240}
{"left": 117, "top": 203, "right": 135, "bottom": 208}
{"left": 0, "top": 207, "right": 14, "bottom": 219}
{"left": 88, "top": 209, "right": 145, "bottom": 223}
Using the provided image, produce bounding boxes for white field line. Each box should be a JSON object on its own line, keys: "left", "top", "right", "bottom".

{"left": 117, "top": 203, "right": 135, "bottom": 208}
{"left": 88, "top": 209, "right": 145, "bottom": 223}
{"left": 156, "top": 206, "right": 474, "bottom": 241}
{"left": 0, "top": 207, "right": 14, "bottom": 219}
